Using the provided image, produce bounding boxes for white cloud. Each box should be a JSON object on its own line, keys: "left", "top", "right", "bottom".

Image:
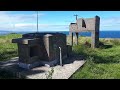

{"left": 14, "top": 23, "right": 68, "bottom": 31}
{"left": 0, "top": 11, "right": 68, "bottom": 31}
{"left": 3, "top": 11, "right": 120, "bottom": 31}
{"left": 0, "top": 11, "right": 45, "bottom": 31}
{"left": 100, "top": 17, "right": 120, "bottom": 30}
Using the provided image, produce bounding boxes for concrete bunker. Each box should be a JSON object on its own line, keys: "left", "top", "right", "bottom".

{"left": 12, "top": 33, "right": 72, "bottom": 69}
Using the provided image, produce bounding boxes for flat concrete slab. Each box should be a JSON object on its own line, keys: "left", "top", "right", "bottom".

{"left": 0, "top": 56, "right": 86, "bottom": 79}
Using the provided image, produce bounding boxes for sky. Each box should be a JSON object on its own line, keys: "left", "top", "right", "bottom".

{"left": 0, "top": 11, "right": 120, "bottom": 32}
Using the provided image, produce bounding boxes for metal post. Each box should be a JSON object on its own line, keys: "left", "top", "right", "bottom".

{"left": 59, "top": 47, "right": 62, "bottom": 66}
{"left": 37, "top": 11, "right": 39, "bottom": 33}
{"left": 74, "top": 14, "right": 78, "bottom": 20}
{"left": 12, "top": 23, "right": 15, "bottom": 33}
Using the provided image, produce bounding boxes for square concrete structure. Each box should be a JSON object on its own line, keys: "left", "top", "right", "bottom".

{"left": 12, "top": 32, "right": 72, "bottom": 69}
{"left": 69, "top": 16, "right": 100, "bottom": 48}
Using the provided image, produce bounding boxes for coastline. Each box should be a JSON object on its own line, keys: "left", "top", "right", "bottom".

{"left": 1, "top": 31, "right": 120, "bottom": 38}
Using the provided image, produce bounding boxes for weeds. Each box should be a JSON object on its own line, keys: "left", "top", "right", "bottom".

{"left": 71, "top": 38, "right": 120, "bottom": 79}
{"left": 45, "top": 67, "right": 54, "bottom": 79}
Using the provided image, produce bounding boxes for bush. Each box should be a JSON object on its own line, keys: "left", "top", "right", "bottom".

{"left": 84, "top": 41, "right": 91, "bottom": 48}
{"left": 111, "top": 39, "right": 120, "bottom": 45}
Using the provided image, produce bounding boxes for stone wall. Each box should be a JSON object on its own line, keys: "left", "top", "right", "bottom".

{"left": 69, "top": 16, "right": 100, "bottom": 48}
{"left": 12, "top": 33, "right": 69, "bottom": 66}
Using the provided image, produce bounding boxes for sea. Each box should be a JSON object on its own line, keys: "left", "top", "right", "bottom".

{"left": 1, "top": 30, "right": 120, "bottom": 38}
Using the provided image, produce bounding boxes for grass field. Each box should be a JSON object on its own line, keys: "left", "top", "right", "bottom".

{"left": 1, "top": 34, "right": 120, "bottom": 79}
{"left": 0, "top": 34, "right": 22, "bottom": 61}
{"left": 0, "top": 34, "right": 22, "bottom": 79}
{"left": 70, "top": 37, "right": 120, "bottom": 79}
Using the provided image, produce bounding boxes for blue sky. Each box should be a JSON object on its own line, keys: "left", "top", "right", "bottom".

{"left": 0, "top": 11, "right": 120, "bottom": 32}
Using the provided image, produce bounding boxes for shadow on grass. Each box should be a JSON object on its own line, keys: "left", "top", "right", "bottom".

{"left": 99, "top": 44, "right": 113, "bottom": 49}
{"left": 88, "top": 43, "right": 119, "bottom": 64}
{"left": 81, "top": 52, "right": 120, "bottom": 64}
{"left": 0, "top": 62, "right": 46, "bottom": 79}
{"left": 89, "top": 54, "right": 120, "bottom": 64}
{"left": 62, "top": 54, "right": 85, "bottom": 65}
{"left": 72, "top": 44, "right": 120, "bottom": 64}
{"left": 0, "top": 69, "right": 19, "bottom": 79}
{"left": 99, "top": 41, "right": 113, "bottom": 49}
{"left": 0, "top": 50, "right": 18, "bottom": 61}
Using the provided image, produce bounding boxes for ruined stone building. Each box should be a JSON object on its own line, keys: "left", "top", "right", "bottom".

{"left": 69, "top": 16, "right": 100, "bottom": 48}
{"left": 12, "top": 33, "right": 71, "bottom": 69}
{"left": 12, "top": 15, "right": 100, "bottom": 69}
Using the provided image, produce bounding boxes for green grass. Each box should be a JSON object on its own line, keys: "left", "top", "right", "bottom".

{"left": 0, "top": 34, "right": 23, "bottom": 79}
{"left": 70, "top": 36, "right": 120, "bottom": 79}
{"left": 1, "top": 34, "right": 120, "bottom": 79}
{"left": 0, "top": 34, "right": 22, "bottom": 61}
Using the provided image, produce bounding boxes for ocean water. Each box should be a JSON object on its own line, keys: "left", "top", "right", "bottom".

{"left": 1, "top": 30, "right": 120, "bottom": 38}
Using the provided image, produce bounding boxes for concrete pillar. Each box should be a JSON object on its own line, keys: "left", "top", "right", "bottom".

{"left": 95, "top": 31, "right": 99, "bottom": 48}
{"left": 69, "top": 32, "right": 73, "bottom": 46}
{"left": 95, "top": 15, "right": 100, "bottom": 48}
{"left": 91, "top": 31, "right": 99, "bottom": 48}
{"left": 75, "top": 32, "right": 79, "bottom": 45}
{"left": 91, "top": 31, "right": 95, "bottom": 48}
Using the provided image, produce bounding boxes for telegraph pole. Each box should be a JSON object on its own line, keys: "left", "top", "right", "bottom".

{"left": 37, "top": 11, "right": 39, "bottom": 33}
{"left": 74, "top": 14, "right": 78, "bottom": 20}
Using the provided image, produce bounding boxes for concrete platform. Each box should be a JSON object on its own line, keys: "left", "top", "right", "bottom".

{"left": 0, "top": 56, "right": 86, "bottom": 79}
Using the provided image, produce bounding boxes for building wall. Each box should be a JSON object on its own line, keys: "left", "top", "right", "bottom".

{"left": 13, "top": 33, "right": 68, "bottom": 64}
{"left": 69, "top": 23, "right": 77, "bottom": 32}
{"left": 69, "top": 16, "right": 100, "bottom": 48}
{"left": 69, "top": 16, "right": 100, "bottom": 32}
{"left": 48, "top": 34, "right": 67, "bottom": 61}
{"left": 30, "top": 34, "right": 66, "bottom": 62}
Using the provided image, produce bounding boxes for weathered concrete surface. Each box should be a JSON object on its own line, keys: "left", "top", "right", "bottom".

{"left": 0, "top": 56, "right": 86, "bottom": 79}
{"left": 25, "top": 60, "right": 85, "bottom": 79}
{"left": 12, "top": 33, "right": 72, "bottom": 69}
{"left": 69, "top": 16, "right": 100, "bottom": 48}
